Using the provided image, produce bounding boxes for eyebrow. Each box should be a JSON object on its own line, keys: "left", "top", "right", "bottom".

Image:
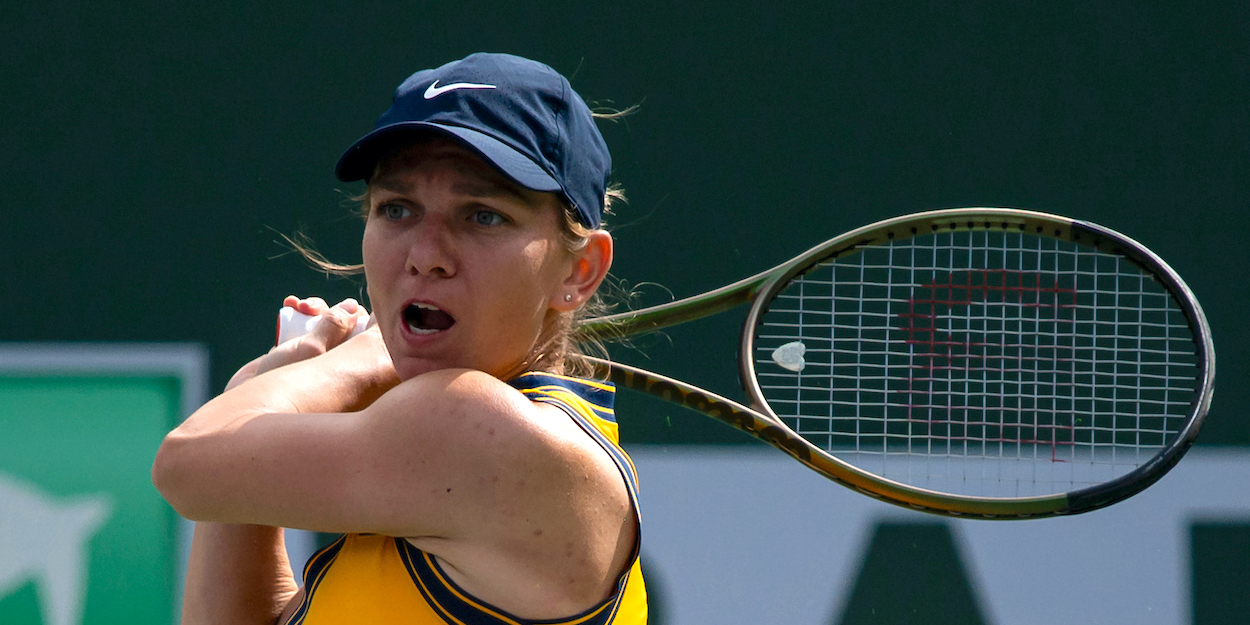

{"left": 450, "top": 178, "right": 533, "bottom": 206}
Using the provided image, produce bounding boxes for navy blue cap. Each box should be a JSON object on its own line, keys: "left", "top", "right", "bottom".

{"left": 336, "top": 53, "right": 611, "bottom": 228}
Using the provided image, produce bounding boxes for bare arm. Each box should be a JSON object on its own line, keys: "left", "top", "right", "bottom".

{"left": 161, "top": 299, "right": 391, "bottom": 625}
{"left": 181, "top": 523, "right": 298, "bottom": 625}
{"left": 154, "top": 299, "right": 634, "bottom": 618}
{"left": 156, "top": 359, "right": 558, "bottom": 535}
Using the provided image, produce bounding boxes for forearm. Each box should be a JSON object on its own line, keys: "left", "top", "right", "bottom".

{"left": 181, "top": 333, "right": 398, "bottom": 436}
{"left": 153, "top": 332, "right": 399, "bottom": 520}
{"left": 182, "top": 523, "right": 298, "bottom": 625}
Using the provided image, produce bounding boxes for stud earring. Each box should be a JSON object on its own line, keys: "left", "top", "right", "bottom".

{"left": 564, "top": 294, "right": 573, "bottom": 302}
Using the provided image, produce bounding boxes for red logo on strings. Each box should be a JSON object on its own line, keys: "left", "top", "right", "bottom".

{"left": 895, "top": 269, "right": 1078, "bottom": 458}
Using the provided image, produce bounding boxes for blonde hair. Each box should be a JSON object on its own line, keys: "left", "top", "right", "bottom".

{"left": 285, "top": 187, "right": 625, "bottom": 379}
{"left": 530, "top": 188, "right": 626, "bottom": 378}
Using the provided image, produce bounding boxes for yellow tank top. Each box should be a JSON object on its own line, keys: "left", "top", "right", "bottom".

{"left": 283, "top": 372, "right": 647, "bottom": 624}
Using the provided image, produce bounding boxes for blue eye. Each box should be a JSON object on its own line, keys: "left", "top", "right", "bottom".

{"left": 380, "top": 203, "right": 409, "bottom": 220}
{"left": 472, "top": 210, "right": 506, "bottom": 226}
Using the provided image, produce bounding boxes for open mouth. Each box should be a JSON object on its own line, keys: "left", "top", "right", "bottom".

{"left": 404, "top": 302, "right": 456, "bottom": 335}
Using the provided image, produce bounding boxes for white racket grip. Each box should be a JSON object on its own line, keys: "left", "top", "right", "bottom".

{"left": 276, "top": 307, "right": 370, "bottom": 346}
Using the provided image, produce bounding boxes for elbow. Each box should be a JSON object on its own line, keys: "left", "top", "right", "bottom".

{"left": 151, "top": 434, "right": 204, "bottom": 520}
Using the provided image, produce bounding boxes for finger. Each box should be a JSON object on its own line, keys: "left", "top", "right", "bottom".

{"left": 331, "top": 297, "right": 361, "bottom": 315}
{"left": 281, "top": 297, "right": 328, "bottom": 320}
{"left": 312, "top": 304, "right": 362, "bottom": 343}
{"left": 294, "top": 297, "right": 329, "bottom": 316}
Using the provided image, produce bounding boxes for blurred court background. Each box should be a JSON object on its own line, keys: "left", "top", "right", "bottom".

{"left": 2, "top": 1, "right": 1247, "bottom": 623}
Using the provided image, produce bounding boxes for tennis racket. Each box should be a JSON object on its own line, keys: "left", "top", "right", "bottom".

{"left": 577, "top": 207, "right": 1214, "bottom": 518}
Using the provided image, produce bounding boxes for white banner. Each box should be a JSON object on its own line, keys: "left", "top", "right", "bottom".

{"left": 631, "top": 446, "right": 1250, "bottom": 625}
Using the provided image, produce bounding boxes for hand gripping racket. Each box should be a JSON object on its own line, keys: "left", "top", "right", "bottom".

{"left": 276, "top": 306, "right": 370, "bottom": 345}
{"left": 577, "top": 207, "right": 1214, "bottom": 518}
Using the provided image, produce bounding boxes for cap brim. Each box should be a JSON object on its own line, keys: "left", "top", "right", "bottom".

{"left": 335, "top": 122, "right": 562, "bottom": 195}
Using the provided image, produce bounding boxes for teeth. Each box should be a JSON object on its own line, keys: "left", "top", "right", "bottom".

{"left": 405, "top": 302, "right": 448, "bottom": 335}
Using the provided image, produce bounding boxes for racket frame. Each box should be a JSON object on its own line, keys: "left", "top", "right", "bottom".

{"left": 586, "top": 207, "right": 1214, "bottom": 518}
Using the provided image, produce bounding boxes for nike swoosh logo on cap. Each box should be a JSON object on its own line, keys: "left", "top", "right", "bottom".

{"left": 423, "top": 80, "right": 497, "bottom": 99}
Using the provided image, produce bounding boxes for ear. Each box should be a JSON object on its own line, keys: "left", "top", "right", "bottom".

{"left": 551, "top": 230, "right": 613, "bottom": 312}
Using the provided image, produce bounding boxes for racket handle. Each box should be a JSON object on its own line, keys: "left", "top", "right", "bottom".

{"left": 276, "top": 307, "right": 370, "bottom": 346}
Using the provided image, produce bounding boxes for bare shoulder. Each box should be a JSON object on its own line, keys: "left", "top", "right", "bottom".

{"left": 366, "top": 368, "right": 603, "bottom": 477}
{"left": 365, "top": 369, "right": 637, "bottom": 615}
{"left": 361, "top": 368, "right": 631, "bottom": 538}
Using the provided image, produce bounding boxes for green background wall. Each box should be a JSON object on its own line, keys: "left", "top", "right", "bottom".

{"left": 4, "top": 1, "right": 1245, "bottom": 447}
{"left": 3, "top": 1, "right": 1245, "bottom": 446}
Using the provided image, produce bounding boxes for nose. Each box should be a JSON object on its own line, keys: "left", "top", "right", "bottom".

{"left": 406, "top": 218, "right": 457, "bottom": 278}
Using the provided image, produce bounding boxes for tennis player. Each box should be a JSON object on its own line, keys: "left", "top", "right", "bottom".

{"left": 153, "top": 52, "right": 647, "bottom": 624}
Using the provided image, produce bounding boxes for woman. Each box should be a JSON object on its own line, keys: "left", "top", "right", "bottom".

{"left": 153, "top": 53, "right": 647, "bottom": 624}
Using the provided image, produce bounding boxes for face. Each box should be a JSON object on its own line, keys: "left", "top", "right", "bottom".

{"left": 362, "top": 138, "right": 580, "bottom": 381}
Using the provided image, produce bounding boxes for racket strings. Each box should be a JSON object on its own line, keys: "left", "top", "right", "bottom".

{"left": 752, "top": 229, "right": 1199, "bottom": 498}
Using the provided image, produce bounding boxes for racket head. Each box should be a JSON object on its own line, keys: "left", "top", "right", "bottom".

{"left": 739, "top": 207, "right": 1213, "bottom": 517}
